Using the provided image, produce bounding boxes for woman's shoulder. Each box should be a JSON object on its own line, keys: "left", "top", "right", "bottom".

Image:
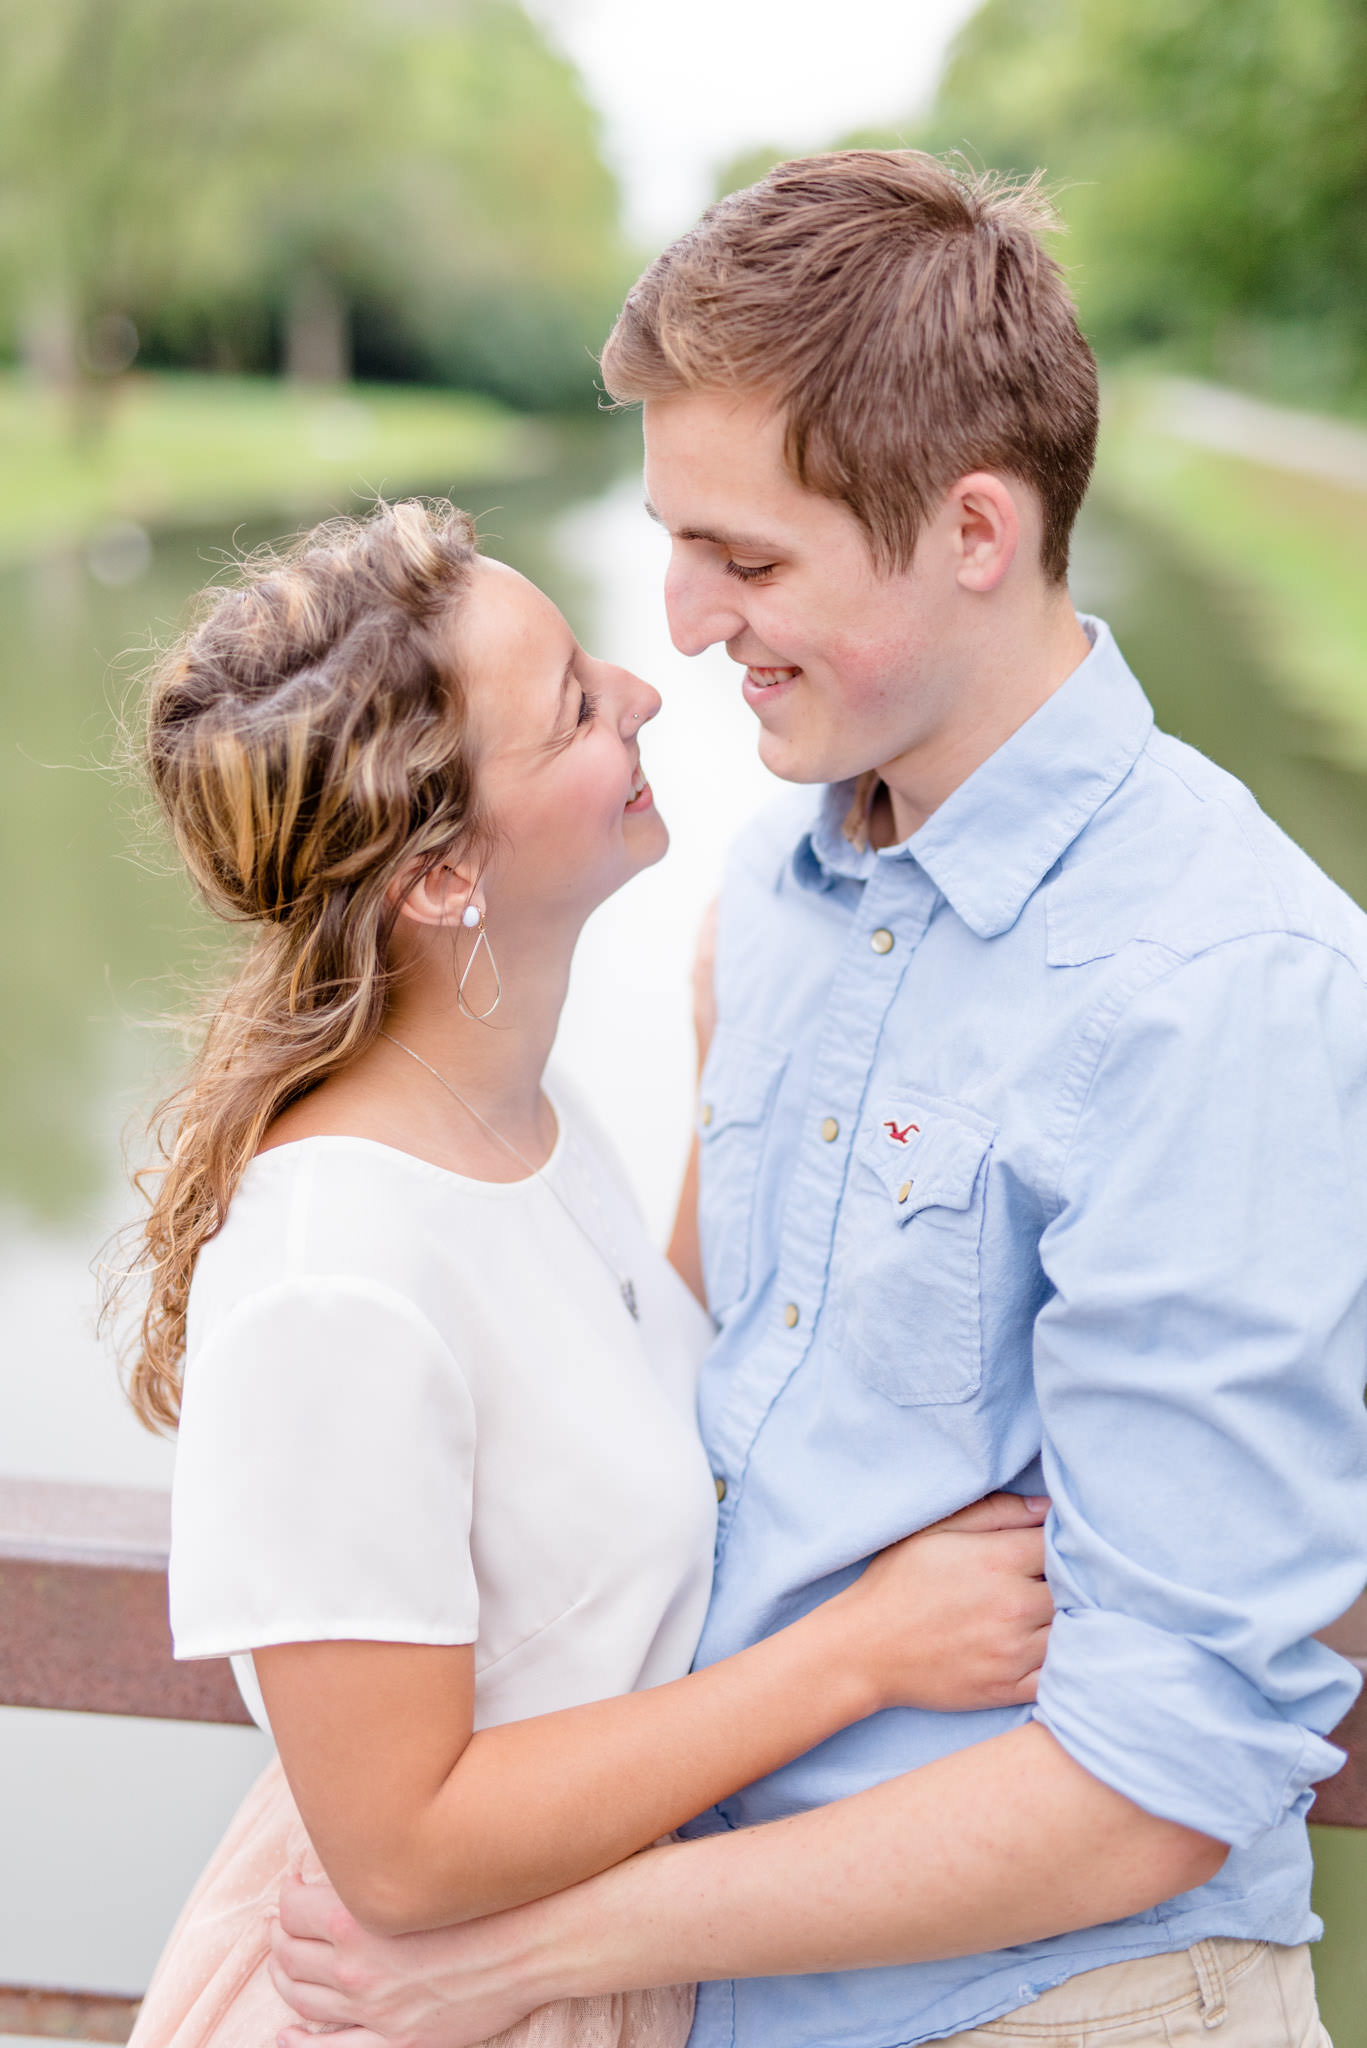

{"left": 187, "top": 1137, "right": 468, "bottom": 1349}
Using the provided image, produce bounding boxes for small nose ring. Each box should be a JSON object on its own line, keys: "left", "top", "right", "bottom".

{"left": 631, "top": 711, "right": 641, "bottom": 721}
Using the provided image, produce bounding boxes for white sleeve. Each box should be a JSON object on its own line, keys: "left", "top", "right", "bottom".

{"left": 170, "top": 1276, "right": 479, "bottom": 1660}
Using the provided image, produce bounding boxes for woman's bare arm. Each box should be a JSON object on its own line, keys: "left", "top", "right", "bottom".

{"left": 255, "top": 1494, "right": 1051, "bottom": 1937}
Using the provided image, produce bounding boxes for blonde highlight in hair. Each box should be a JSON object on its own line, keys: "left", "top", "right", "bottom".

{"left": 110, "top": 499, "right": 483, "bottom": 1433}
{"left": 601, "top": 150, "right": 1099, "bottom": 581}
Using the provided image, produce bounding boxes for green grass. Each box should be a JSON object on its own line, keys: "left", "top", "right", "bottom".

{"left": 1095, "top": 378, "right": 1367, "bottom": 766}
{"left": 1312, "top": 1827, "right": 1367, "bottom": 2046}
{"left": 0, "top": 371, "right": 548, "bottom": 563}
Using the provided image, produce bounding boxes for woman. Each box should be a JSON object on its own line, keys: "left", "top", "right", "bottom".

{"left": 119, "top": 501, "right": 1052, "bottom": 2048}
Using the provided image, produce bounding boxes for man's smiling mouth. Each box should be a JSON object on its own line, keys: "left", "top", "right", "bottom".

{"left": 744, "top": 665, "right": 802, "bottom": 690}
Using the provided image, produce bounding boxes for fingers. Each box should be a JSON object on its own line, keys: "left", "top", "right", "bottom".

{"left": 269, "top": 1922, "right": 344, "bottom": 1994}
{"left": 989, "top": 1526, "right": 1048, "bottom": 1577}
{"left": 279, "top": 2033, "right": 382, "bottom": 2048}
{"left": 278, "top": 1871, "right": 353, "bottom": 1941}
{"left": 1007, "top": 1625, "right": 1054, "bottom": 1702}
{"left": 933, "top": 1491, "right": 1050, "bottom": 1534}
{"left": 268, "top": 1951, "right": 354, "bottom": 2025}
{"left": 1021, "top": 1582, "right": 1057, "bottom": 1631}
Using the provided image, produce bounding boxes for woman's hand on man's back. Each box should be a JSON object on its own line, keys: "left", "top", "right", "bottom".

{"left": 842, "top": 1492, "right": 1054, "bottom": 1716}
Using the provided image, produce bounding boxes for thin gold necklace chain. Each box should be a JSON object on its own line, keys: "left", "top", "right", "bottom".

{"left": 379, "top": 1032, "right": 640, "bottom": 1321}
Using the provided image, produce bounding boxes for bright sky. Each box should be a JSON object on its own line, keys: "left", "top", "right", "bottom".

{"left": 526, "top": 0, "right": 983, "bottom": 245}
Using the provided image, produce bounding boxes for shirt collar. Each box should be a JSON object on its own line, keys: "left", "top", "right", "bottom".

{"left": 790, "top": 617, "right": 1154, "bottom": 938}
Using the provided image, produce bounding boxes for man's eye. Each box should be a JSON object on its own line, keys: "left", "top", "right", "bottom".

{"left": 724, "top": 560, "right": 777, "bottom": 584}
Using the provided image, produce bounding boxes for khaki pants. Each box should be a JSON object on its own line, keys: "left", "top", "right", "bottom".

{"left": 936, "top": 1941, "right": 1329, "bottom": 2046}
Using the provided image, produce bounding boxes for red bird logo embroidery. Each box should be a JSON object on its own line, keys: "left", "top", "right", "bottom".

{"left": 883, "top": 1119, "right": 920, "bottom": 1146}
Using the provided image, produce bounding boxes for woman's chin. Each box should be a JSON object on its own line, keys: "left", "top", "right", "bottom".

{"left": 628, "top": 804, "right": 670, "bottom": 861}
{"left": 613, "top": 811, "right": 671, "bottom": 889}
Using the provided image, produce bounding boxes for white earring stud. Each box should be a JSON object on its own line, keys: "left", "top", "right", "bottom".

{"left": 461, "top": 904, "right": 482, "bottom": 929}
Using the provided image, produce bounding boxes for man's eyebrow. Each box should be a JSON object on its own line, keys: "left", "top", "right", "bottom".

{"left": 642, "top": 497, "right": 782, "bottom": 554}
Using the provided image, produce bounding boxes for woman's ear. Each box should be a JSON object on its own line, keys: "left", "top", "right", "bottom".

{"left": 950, "top": 472, "right": 1021, "bottom": 594}
{"left": 388, "top": 858, "right": 483, "bottom": 931}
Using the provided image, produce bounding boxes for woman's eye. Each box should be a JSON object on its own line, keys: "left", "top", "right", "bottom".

{"left": 724, "top": 559, "right": 777, "bottom": 584}
{"left": 576, "top": 688, "right": 598, "bottom": 728}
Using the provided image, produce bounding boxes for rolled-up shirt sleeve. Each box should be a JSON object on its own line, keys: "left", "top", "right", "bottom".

{"left": 1033, "top": 931, "right": 1367, "bottom": 1847}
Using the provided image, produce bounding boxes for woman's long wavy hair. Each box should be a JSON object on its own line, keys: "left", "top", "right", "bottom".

{"left": 111, "top": 499, "right": 484, "bottom": 1434}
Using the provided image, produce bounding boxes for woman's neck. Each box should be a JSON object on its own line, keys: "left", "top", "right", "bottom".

{"left": 261, "top": 919, "right": 576, "bottom": 1178}
{"left": 382, "top": 962, "right": 567, "bottom": 1140}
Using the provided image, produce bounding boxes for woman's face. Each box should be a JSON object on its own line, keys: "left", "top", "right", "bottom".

{"left": 453, "top": 558, "right": 667, "bottom": 928}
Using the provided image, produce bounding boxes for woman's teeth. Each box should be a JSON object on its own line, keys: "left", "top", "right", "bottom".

{"left": 626, "top": 767, "right": 647, "bottom": 807}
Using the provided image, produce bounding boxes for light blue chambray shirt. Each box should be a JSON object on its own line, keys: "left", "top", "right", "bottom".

{"left": 683, "top": 619, "right": 1367, "bottom": 2048}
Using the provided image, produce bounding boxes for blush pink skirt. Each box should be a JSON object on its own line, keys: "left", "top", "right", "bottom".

{"left": 129, "top": 1758, "right": 695, "bottom": 2048}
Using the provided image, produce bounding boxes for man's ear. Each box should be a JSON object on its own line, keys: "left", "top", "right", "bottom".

{"left": 388, "top": 857, "right": 482, "bottom": 931}
{"left": 949, "top": 472, "right": 1021, "bottom": 594}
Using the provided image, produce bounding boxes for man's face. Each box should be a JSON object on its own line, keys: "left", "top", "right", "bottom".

{"left": 643, "top": 388, "right": 962, "bottom": 789}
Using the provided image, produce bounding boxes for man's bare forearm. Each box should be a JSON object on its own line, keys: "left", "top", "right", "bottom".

{"left": 524, "top": 1725, "right": 1226, "bottom": 2004}
{"left": 666, "top": 1131, "right": 705, "bottom": 1303}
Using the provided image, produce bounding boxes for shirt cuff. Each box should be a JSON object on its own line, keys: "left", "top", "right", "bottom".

{"left": 1033, "top": 1607, "right": 1361, "bottom": 1848}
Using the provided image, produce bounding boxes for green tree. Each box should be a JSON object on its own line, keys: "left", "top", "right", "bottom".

{"left": 922, "top": 0, "right": 1367, "bottom": 397}
{"left": 0, "top": 0, "right": 628, "bottom": 413}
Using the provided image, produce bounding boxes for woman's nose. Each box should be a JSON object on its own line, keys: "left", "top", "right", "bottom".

{"left": 621, "top": 676, "right": 662, "bottom": 733}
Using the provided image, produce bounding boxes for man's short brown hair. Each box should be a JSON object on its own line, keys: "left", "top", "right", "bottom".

{"left": 601, "top": 151, "right": 1098, "bottom": 583}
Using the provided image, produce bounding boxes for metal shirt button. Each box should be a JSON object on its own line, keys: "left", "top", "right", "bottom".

{"left": 820, "top": 1116, "right": 839, "bottom": 1142}
{"left": 897, "top": 1180, "right": 913, "bottom": 1203}
{"left": 783, "top": 1302, "right": 800, "bottom": 1328}
{"left": 870, "top": 928, "right": 894, "bottom": 954}
{"left": 714, "top": 1475, "right": 727, "bottom": 1503}
{"left": 700, "top": 1103, "right": 713, "bottom": 1126}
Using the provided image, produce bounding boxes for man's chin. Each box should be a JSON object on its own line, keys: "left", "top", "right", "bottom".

{"left": 755, "top": 726, "right": 867, "bottom": 788}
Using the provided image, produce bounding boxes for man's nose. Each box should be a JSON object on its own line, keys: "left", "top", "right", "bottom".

{"left": 665, "top": 557, "right": 745, "bottom": 658}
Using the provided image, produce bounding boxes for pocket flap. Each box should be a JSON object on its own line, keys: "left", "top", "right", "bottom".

{"left": 858, "top": 1097, "right": 994, "bottom": 1221}
{"left": 698, "top": 1036, "right": 786, "bottom": 1141}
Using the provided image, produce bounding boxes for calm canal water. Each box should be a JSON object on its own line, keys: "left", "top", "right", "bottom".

{"left": 1, "top": 430, "right": 1363, "bottom": 2032}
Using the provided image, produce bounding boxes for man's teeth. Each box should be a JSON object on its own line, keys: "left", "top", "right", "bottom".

{"left": 748, "top": 666, "right": 800, "bottom": 688}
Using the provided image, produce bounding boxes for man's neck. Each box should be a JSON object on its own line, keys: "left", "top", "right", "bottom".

{"left": 875, "top": 602, "right": 1093, "bottom": 847}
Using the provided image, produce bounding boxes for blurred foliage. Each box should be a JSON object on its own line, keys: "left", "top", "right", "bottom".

{"left": 0, "top": 0, "right": 628, "bottom": 413}
{"left": 716, "top": 0, "right": 1367, "bottom": 413}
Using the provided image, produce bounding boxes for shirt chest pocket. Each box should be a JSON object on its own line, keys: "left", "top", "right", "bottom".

{"left": 697, "top": 1035, "right": 787, "bottom": 1321}
{"left": 842, "top": 1095, "right": 995, "bottom": 1406}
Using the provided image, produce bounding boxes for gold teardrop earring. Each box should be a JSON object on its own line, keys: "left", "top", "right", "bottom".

{"left": 456, "top": 903, "right": 502, "bottom": 1022}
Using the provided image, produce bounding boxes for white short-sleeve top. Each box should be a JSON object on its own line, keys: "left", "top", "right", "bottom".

{"left": 170, "top": 1076, "right": 719, "bottom": 1736}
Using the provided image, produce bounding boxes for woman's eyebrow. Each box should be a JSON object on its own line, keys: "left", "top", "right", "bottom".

{"left": 544, "top": 656, "right": 577, "bottom": 747}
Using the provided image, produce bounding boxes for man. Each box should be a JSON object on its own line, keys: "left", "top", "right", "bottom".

{"left": 271, "top": 153, "right": 1367, "bottom": 2046}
